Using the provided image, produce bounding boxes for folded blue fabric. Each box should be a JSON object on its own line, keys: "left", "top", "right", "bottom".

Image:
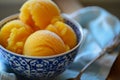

{"left": 71, "top": 6, "right": 120, "bottom": 48}
{"left": 0, "top": 58, "right": 16, "bottom": 80}
{"left": 0, "top": 6, "right": 120, "bottom": 80}
{"left": 56, "top": 6, "right": 120, "bottom": 80}
{"left": 0, "top": 72, "right": 16, "bottom": 80}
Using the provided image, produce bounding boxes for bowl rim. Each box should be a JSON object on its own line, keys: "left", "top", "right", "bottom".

{"left": 0, "top": 13, "right": 83, "bottom": 59}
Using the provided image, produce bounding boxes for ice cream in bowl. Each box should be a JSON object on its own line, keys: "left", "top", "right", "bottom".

{"left": 0, "top": 0, "right": 83, "bottom": 80}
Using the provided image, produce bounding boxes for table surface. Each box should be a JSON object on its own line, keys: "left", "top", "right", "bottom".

{"left": 106, "top": 51, "right": 120, "bottom": 80}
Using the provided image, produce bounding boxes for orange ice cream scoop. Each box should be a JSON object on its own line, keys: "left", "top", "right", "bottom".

{"left": 0, "top": 20, "right": 33, "bottom": 54}
{"left": 46, "top": 21, "right": 77, "bottom": 49}
{"left": 23, "top": 30, "right": 67, "bottom": 56}
{"left": 19, "top": 0, "right": 61, "bottom": 30}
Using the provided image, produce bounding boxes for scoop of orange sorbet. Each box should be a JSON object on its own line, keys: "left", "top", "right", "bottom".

{"left": 19, "top": 0, "right": 61, "bottom": 30}
{"left": 23, "top": 30, "right": 67, "bottom": 56}
{"left": 46, "top": 21, "right": 77, "bottom": 49}
{"left": 0, "top": 20, "right": 33, "bottom": 54}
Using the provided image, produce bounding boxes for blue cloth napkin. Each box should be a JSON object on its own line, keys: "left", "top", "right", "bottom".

{"left": 56, "top": 6, "right": 120, "bottom": 80}
{"left": 0, "top": 6, "right": 120, "bottom": 80}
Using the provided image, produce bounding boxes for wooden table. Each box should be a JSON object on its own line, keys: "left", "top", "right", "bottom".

{"left": 106, "top": 51, "right": 120, "bottom": 80}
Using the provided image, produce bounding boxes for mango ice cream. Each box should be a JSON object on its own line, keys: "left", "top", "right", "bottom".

{"left": 0, "top": 20, "right": 33, "bottom": 54}
{"left": 19, "top": 0, "right": 61, "bottom": 30}
{"left": 23, "top": 30, "right": 67, "bottom": 56}
{"left": 0, "top": 0, "right": 77, "bottom": 56}
{"left": 46, "top": 21, "right": 77, "bottom": 49}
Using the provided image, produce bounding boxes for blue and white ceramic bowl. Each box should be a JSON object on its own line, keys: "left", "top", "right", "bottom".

{"left": 0, "top": 14, "right": 83, "bottom": 80}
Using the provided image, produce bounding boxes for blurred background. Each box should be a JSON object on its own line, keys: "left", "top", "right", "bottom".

{"left": 0, "top": 0, "right": 120, "bottom": 20}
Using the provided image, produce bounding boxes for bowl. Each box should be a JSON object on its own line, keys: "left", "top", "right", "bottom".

{"left": 0, "top": 13, "right": 83, "bottom": 80}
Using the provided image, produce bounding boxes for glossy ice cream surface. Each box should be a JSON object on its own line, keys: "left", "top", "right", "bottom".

{"left": 46, "top": 21, "right": 77, "bottom": 49}
{"left": 0, "top": 20, "right": 33, "bottom": 54}
{"left": 23, "top": 30, "right": 67, "bottom": 56}
{"left": 19, "top": 0, "right": 61, "bottom": 30}
{"left": 0, "top": 0, "right": 77, "bottom": 57}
